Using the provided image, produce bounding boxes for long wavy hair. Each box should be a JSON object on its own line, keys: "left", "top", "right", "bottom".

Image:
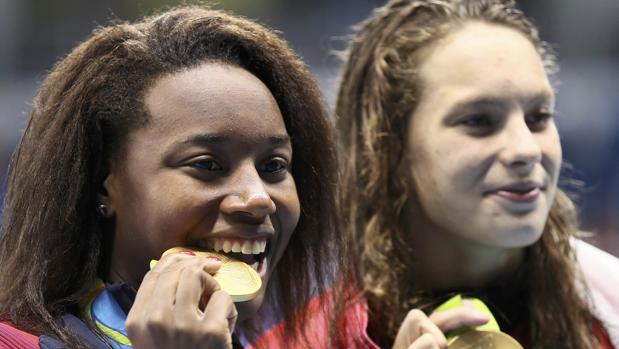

{"left": 336, "top": 0, "right": 599, "bottom": 347}
{"left": 0, "top": 6, "right": 342, "bottom": 348}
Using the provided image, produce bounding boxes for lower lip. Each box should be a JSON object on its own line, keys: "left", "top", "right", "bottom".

{"left": 494, "top": 187, "right": 540, "bottom": 203}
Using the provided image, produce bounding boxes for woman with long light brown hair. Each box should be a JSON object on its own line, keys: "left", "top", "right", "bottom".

{"left": 337, "top": 0, "right": 619, "bottom": 348}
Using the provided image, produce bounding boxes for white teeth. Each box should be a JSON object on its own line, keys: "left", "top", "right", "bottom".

{"left": 241, "top": 240, "right": 252, "bottom": 254}
{"left": 213, "top": 239, "right": 223, "bottom": 252}
{"left": 252, "top": 240, "right": 261, "bottom": 254}
{"left": 222, "top": 240, "right": 232, "bottom": 253}
{"left": 250, "top": 262, "right": 259, "bottom": 271}
{"left": 203, "top": 238, "right": 267, "bottom": 255}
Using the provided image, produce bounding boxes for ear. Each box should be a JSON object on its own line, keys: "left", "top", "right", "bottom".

{"left": 97, "top": 173, "right": 118, "bottom": 218}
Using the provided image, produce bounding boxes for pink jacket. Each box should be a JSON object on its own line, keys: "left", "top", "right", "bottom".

{"left": 575, "top": 239, "right": 619, "bottom": 348}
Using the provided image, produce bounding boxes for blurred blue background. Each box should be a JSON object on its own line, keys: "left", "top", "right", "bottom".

{"left": 1, "top": 0, "right": 618, "bottom": 256}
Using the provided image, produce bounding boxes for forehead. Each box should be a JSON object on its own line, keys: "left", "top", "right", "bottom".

{"left": 416, "top": 21, "right": 553, "bottom": 103}
{"left": 141, "top": 63, "right": 286, "bottom": 141}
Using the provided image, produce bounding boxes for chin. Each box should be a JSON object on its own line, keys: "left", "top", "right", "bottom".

{"left": 235, "top": 289, "right": 265, "bottom": 321}
{"left": 490, "top": 224, "right": 545, "bottom": 248}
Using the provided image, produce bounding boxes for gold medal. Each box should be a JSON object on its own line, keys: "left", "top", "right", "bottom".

{"left": 448, "top": 330, "right": 523, "bottom": 348}
{"left": 436, "top": 295, "right": 524, "bottom": 349}
{"left": 150, "top": 247, "right": 262, "bottom": 302}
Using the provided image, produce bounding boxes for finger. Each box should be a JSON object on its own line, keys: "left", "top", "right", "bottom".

{"left": 127, "top": 267, "right": 168, "bottom": 324}
{"left": 174, "top": 261, "right": 222, "bottom": 313}
{"left": 429, "top": 307, "right": 490, "bottom": 333}
{"left": 408, "top": 333, "right": 444, "bottom": 349}
{"left": 126, "top": 268, "right": 180, "bottom": 347}
{"left": 131, "top": 255, "right": 214, "bottom": 317}
{"left": 418, "top": 318, "right": 447, "bottom": 346}
{"left": 155, "top": 253, "right": 221, "bottom": 277}
{"left": 394, "top": 310, "right": 446, "bottom": 349}
{"left": 202, "top": 290, "right": 238, "bottom": 333}
{"left": 202, "top": 259, "right": 223, "bottom": 275}
{"left": 153, "top": 252, "right": 199, "bottom": 272}
{"left": 408, "top": 310, "right": 445, "bottom": 344}
{"left": 174, "top": 264, "right": 208, "bottom": 311}
{"left": 149, "top": 263, "right": 183, "bottom": 308}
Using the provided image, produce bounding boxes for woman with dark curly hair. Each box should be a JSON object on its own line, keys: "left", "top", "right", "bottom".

{"left": 0, "top": 6, "right": 344, "bottom": 349}
{"left": 337, "top": 0, "right": 619, "bottom": 348}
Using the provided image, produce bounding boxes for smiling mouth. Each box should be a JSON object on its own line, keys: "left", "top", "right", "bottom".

{"left": 197, "top": 238, "right": 269, "bottom": 276}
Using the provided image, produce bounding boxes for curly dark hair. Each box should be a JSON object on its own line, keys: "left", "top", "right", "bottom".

{"left": 336, "top": 0, "right": 599, "bottom": 348}
{"left": 0, "top": 6, "right": 342, "bottom": 348}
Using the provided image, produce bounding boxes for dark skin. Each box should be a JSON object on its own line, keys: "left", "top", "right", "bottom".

{"left": 99, "top": 63, "right": 301, "bottom": 348}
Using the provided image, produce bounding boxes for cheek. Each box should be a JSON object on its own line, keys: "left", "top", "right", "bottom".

{"left": 128, "top": 180, "right": 220, "bottom": 249}
{"left": 411, "top": 148, "right": 480, "bottom": 198}
{"left": 410, "top": 148, "right": 490, "bottom": 231}
{"left": 541, "top": 135, "right": 562, "bottom": 177}
{"left": 265, "top": 177, "right": 301, "bottom": 256}
{"left": 278, "top": 180, "right": 301, "bottom": 239}
{"left": 143, "top": 184, "right": 199, "bottom": 227}
{"left": 267, "top": 181, "right": 300, "bottom": 276}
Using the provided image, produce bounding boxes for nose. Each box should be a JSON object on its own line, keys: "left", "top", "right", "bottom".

{"left": 499, "top": 116, "right": 542, "bottom": 175}
{"left": 220, "top": 166, "right": 276, "bottom": 220}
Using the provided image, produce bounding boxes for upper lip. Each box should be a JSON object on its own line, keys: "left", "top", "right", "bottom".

{"left": 206, "top": 225, "right": 275, "bottom": 240}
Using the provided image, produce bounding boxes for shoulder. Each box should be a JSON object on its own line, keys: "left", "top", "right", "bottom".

{"left": 572, "top": 238, "right": 619, "bottom": 348}
{"left": 248, "top": 287, "right": 380, "bottom": 349}
{"left": 572, "top": 238, "right": 619, "bottom": 308}
{"left": 0, "top": 317, "right": 112, "bottom": 349}
{"left": 0, "top": 322, "right": 40, "bottom": 349}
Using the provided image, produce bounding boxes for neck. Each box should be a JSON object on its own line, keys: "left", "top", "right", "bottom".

{"left": 403, "top": 209, "right": 524, "bottom": 291}
{"left": 107, "top": 256, "right": 143, "bottom": 290}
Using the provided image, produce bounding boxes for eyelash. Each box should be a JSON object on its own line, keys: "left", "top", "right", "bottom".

{"left": 189, "top": 158, "right": 223, "bottom": 171}
{"left": 459, "top": 112, "right": 553, "bottom": 132}
{"left": 187, "top": 157, "right": 290, "bottom": 175}
{"left": 260, "top": 157, "right": 289, "bottom": 174}
{"left": 525, "top": 112, "right": 553, "bottom": 127}
{"left": 461, "top": 114, "right": 494, "bottom": 128}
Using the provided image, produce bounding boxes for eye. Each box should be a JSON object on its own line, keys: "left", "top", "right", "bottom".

{"left": 457, "top": 113, "right": 500, "bottom": 134}
{"left": 526, "top": 112, "right": 553, "bottom": 131}
{"left": 188, "top": 158, "right": 223, "bottom": 171}
{"left": 461, "top": 114, "right": 494, "bottom": 128}
{"left": 260, "top": 157, "right": 289, "bottom": 174}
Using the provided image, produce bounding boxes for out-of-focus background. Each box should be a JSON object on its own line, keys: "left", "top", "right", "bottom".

{"left": 1, "top": 0, "right": 618, "bottom": 256}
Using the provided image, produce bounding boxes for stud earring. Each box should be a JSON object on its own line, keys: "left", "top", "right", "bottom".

{"left": 97, "top": 204, "right": 108, "bottom": 217}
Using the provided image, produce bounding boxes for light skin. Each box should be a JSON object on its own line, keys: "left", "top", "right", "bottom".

{"left": 100, "top": 63, "right": 300, "bottom": 348}
{"left": 393, "top": 22, "right": 561, "bottom": 348}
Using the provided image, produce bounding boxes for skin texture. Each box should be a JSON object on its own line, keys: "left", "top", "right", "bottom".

{"left": 100, "top": 63, "right": 300, "bottom": 346}
{"left": 395, "top": 22, "right": 561, "bottom": 348}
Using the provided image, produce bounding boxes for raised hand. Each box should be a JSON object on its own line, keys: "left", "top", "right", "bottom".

{"left": 126, "top": 253, "right": 238, "bottom": 349}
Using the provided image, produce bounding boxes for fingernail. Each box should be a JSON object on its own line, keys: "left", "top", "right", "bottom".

{"left": 203, "top": 259, "right": 222, "bottom": 268}
{"left": 472, "top": 311, "right": 490, "bottom": 323}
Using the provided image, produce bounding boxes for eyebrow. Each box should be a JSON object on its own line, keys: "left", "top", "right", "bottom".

{"left": 180, "top": 133, "right": 228, "bottom": 147}
{"left": 444, "top": 91, "right": 555, "bottom": 119}
{"left": 266, "top": 135, "right": 291, "bottom": 146}
{"left": 179, "top": 133, "right": 291, "bottom": 147}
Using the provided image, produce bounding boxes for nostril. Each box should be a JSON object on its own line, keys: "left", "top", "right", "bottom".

{"left": 220, "top": 193, "right": 275, "bottom": 219}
